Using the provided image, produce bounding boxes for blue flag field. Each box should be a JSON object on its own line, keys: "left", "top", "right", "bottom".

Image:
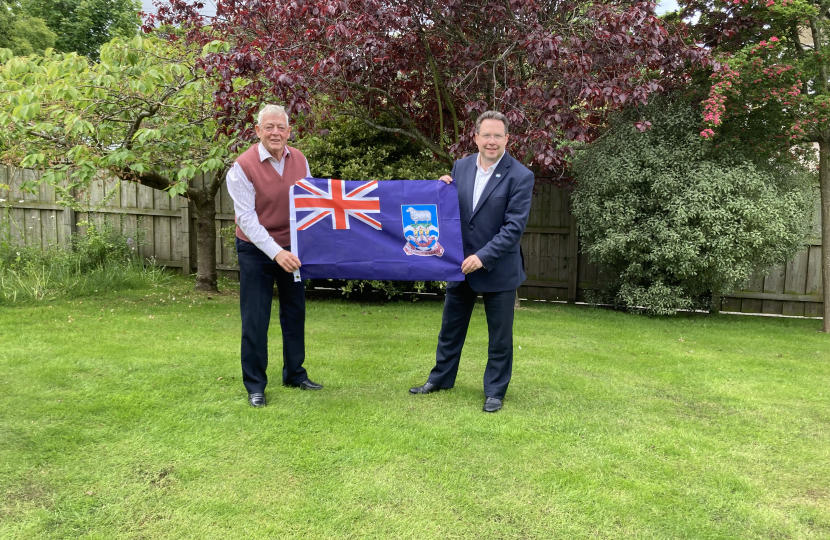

{"left": 289, "top": 178, "right": 465, "bottom": 281}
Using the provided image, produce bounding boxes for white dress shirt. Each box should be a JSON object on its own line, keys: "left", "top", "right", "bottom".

{"left": 226, "top": 143, "right": 312, "bottom": 260}
{"left": 472, "top": 151, "right": 505, "bottom": 210}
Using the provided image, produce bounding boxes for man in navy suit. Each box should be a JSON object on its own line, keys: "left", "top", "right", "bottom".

{"left": 409, "top": 111, "right": 534, "bottom": 413}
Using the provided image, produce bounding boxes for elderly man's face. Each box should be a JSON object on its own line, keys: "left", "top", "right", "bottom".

{"left": 255, "top": 113, "right": 291, "bottom": 159}
{"left": 474, "top": 118, "right": 509, "bottom": 166}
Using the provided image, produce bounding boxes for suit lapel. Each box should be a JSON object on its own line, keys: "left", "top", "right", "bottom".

{"left": 461, "top": 157, "right": 476, "bottom": 217}
{"left": 470, "top": 153, "right": 512, "bottom": 220}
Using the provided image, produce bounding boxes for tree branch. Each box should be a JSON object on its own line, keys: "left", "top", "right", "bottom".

{"left": 810, "top": 17, "right": 828, "bottom": 95}
{"left": 341, "top": 113, "right": 453, "bottom": 165}
{"left": 114, "top": 167, "right": 174, "bottom": 192}
{"left": 121, "top": 74, "right": 193, "bottom": 149}
{"left": 123, "top": 105, "right": 159, "bottom": 150}
{"left": 341, "top": 81, "right": 414, "bottom": 123}
{"left": 27, "top": 129, "right": 71, "bottom": 147}
{"left": 420, "top": 31, "right": 460, "bottom": 144}
{"left": 206, "top": 166, "right": 228, "bottom": 198}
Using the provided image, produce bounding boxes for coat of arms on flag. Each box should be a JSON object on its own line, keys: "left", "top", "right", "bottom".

{"left": 402, "top": 205, "right": 444, "bottom": 256}
{"left": 289, "top": 179, "right": 465, "bottom": 281}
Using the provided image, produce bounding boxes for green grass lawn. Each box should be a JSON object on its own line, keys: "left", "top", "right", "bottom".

{"left": 1, "top": 278, "right": 828, "bottom": 539}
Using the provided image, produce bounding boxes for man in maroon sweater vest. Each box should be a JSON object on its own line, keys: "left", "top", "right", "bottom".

{"left": 226, "top": 104, "right": 323, "bottom": 407}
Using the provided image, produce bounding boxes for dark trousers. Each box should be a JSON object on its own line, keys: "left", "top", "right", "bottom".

{"left": 236, "top": 238, "right": 307, "bottom": 393}
{"left": 428, "top": 280, "right": 516, "bottom": 399}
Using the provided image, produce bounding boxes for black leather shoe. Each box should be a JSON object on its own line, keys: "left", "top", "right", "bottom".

{"left": 248, "top": 393, "right": 266, "bottom": 407}
{"left": 284, "top": 379, "right": 323, "bottom": 390}
{"left": 409, "top": 382, "right": 446, "bottom": 394}
{"left": 483, "top": 397, "right": 503, "bottom": 413}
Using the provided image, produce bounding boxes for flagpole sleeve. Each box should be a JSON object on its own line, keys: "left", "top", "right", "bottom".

{"left": 289, "top": 182, "right": 300, "bottom": 278}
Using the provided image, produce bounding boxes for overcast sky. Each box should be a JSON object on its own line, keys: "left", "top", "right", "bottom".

{"left": 140, "top": 0, "right": 682, "bottom": 17}
{"left": 140, "top": 0, "right": 216, "bottom": 15}
{"left": 657, "top": 0, "right": 680, "bottom": 14}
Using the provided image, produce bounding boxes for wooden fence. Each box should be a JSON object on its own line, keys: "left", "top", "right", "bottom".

{"left": 0, "top": 166, "right": 239, "bottom": 279}
{"left": 517, "top": 184, "right": 601, "bottom": 304}
{"left": 0, "top": 166, "right": 823, "bottom": 316}
{"left": 719, "top": 240, "right": 824, "bottom": 317}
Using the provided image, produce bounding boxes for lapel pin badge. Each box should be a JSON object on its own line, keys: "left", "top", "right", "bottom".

{"left": 496, "top": 174, "right": 501, "bottom": 178}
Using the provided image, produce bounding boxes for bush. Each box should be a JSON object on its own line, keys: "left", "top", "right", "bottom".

{"left": 218, "top": 224, "right": 239, "bottom": 268}
{"left": 571, "top": 99, "right": 816, "bottom": 315}
{"left": 336, "top": 278, "right": 446, "bottom": 300}
{"left": 0, "top": 219, "right": 168, "bottom": 303}
{"left": 297, "top": 115, "right": 449, "bottom": 181}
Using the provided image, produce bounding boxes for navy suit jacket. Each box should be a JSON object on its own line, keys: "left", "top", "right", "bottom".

{"left": 449, "top": 152, "right": 534, "bottom": 293}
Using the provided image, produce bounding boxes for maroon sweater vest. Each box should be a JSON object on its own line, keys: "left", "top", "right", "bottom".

{"left": 235, "top": 144, "right": 309, "bottom": 249}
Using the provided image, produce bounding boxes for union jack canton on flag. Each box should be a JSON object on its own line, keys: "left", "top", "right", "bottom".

{"left": 289, "top": 178, "right": 465, "bottom": 281}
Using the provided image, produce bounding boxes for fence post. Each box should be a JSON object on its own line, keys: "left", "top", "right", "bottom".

{"left": 181, "top": 201, "right": 191, "bottom": 276}
{"left": 0, "top": 166, "right": 8, "bottom": 241}
{"left": 62, "top": 186, "right": 76, "bottom": 246}
{"left": 567, "top": 213, "right": 579, "bottom": 303}
{"left": 711, "top": 291, "right": 722, "bottom": 314}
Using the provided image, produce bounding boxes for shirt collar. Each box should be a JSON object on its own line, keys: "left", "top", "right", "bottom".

{"left": 476, "top": 151, "right": 505, "bottom": 174}
{"left": 258, "top": 142, "right": 291, "bottom": 163}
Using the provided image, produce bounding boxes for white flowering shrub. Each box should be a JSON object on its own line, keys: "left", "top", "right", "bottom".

{"left": 571, "top": 100, "right": 816, "bottom": 315}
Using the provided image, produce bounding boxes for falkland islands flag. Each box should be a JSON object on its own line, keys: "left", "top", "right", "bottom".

{"left": 289, "top": 179, "right": 465, "bottom": 281}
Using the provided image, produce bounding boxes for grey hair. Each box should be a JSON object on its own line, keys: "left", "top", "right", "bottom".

{"left": 475, "top": 110, "right": 509, "bottom": 134}
{"left": 257, "top": 104, "right": 290, "bottom": 127}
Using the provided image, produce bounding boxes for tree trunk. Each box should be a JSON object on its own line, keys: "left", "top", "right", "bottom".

{"left": 193, "top": 196, "right": 218, "bottom": 292}
{"left": 820, "top": 141, "right": 830, "bottom": 332}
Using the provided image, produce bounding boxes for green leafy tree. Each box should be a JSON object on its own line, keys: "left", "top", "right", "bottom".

{"left": 571, "top": 100, "right": 815, "bottom": 315}
{"left": 297, "top": 116, "right": 448, "bottom": 181}
{"left": 20, "top": 0, "right": 140, "bottom": 58}
{"left": 0, "top": 35, "right": 237, "bottom": 291}
{"left": 679, "top": 0, "right": 830, "bottom": 330}
{"left": 0, "top": 0, "right": 56, "bottom": 56}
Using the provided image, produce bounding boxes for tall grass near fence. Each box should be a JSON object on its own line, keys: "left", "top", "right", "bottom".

{"left": 0, "top": 220, "right": 170, "bottom": 304}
